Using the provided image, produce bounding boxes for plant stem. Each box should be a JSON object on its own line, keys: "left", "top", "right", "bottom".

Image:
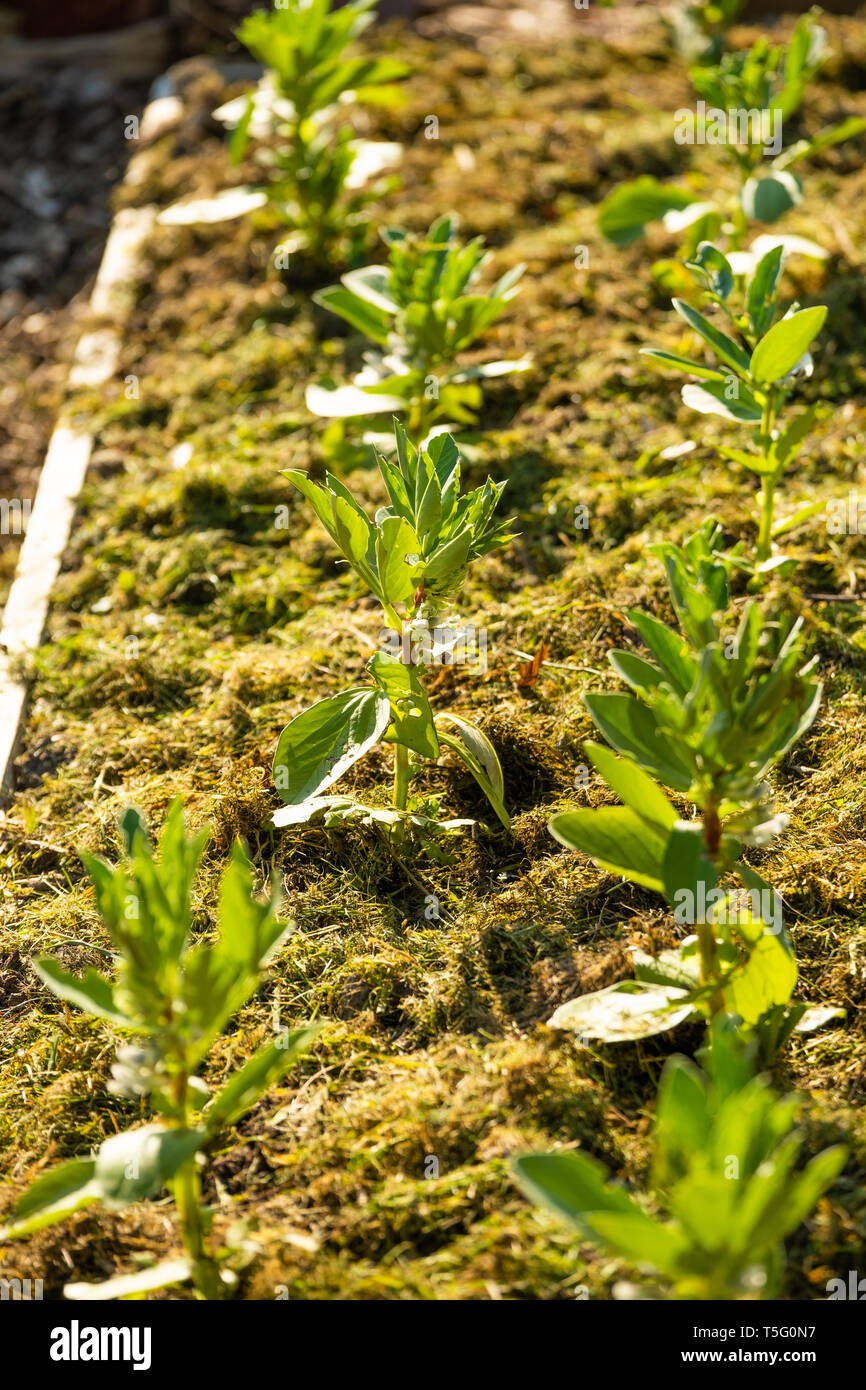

{"left": 756, "top": 394, "right": 777, "bottom": 564}
{"left": 702, "top": 801, "right": 721, "bottom": 860}
{"left": 175, "top": 1157, "right": 222, "bottom": 1300}
{"left": 730, "top": 195, "right": 748, "bottom": 253}
{"left": 757, "top": 478, "right": 776, "bottom": 565}
{"left": 699, "top": 800, "right": 725, "bottom": 1015}
{"left": 393, "top": 741, "right": 410, "bottom": 812}
{"left": 172, "top": 1069, "right": 223, "bottom": 1300}
{"left": 379, "top": 599, "right": 416, "bottom": 834}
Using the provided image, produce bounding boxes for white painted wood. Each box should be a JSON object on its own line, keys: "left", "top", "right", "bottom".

{"left": 0, "top": 204, "right": 155, "bottom": 798}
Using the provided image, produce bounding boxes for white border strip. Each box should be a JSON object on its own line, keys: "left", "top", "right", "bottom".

{"left": 0, "top": 200, "right": 155, "bottom": 799}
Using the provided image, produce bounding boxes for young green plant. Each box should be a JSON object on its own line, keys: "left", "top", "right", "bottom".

{"left": 306, "top": 214, "right": 529, "bottom": 437}
{"left": 664, "top": 0, "right": 747, "bottom": 66}
{"left": 599, "top": 12, "right": 864, "bottom": 269}
{"left": 513, "top": 1014, "right": 847, "bottom": 1300}
{"left": 0, "top": 802, "right": 321, "bottom": 1300}
{"left": 642, "top": 240, "right": 827, "bottom": 569}
{"left": 272, "top": 422, "right": 515, "bottom": 839}
{"left": 547, "top": 522, "right": 824, "bottom": 1045}
{"left": 216, "top": 0, "right": 408, "bottom": 271}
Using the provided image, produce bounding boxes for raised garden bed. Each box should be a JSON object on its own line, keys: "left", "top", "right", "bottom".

{"left": 1, "top": 3, "right": 866, "bottom": 1305}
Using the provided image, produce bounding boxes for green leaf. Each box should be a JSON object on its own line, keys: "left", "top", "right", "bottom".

{"left": 352, "top": 82, "right": 407, "bottom": 110}
{"left": 780, "top": 1145, "right": 848, "bottom": 1232}
{"left": 671, "top": 299, "right": 751, "bottom": 376}
{"left": 639, "top": 348, "right": 727, "bottom": 383}
{"left": 148, "top": 799, "right": 210, "bottom": 961}
{"left": 516, "top": 1151, "right": 692, "bottom": 1276}
{"left": 547, "top": 980, "right": 695, "bottom": 1042}
{"left": 665, "top": 1172, "right": 734, "bottom": 1254}
{"left": 598, "top": 177, "right": 699, "bottom": 247}
{"left": 512, "top": 1151, "right": 642, "bottom": 1228}
{"left": 771, "top": 499, "right": 824, "bottom": 539}
{"left": 549, "top": 805, "right": 668, "bottom": 892}
{"left": 718, "top": 446, "right": 768, "bottom": 474}
{"left": 32, "top": 959, "right": 130, "bottom": 1029}
{"left": 273, "top": 688, "right": 390, "bottom": 806}
{"left": 681, "top": 381, "right": 763, "bottom": 423}
{"left": 583, "top": 742, "right": 677, "bottom": 832}
{"left": 282, "top": 469, "right": 340, "bottom": 542}
{"left": 746, "top": 244, "right": 784, "bottom": 337}
{"left": 368, "top": 651, "right": 440, "bottom": 759}
{"left": 724, "top": 933, "right": 797, "bottom": 1024}
{"left": 685, "top": 243, "right": 734, "bottom": 301}
{"left": 583, "top": 692, "right": 693, "bottom": 791}
{"left": 331, "top": 493, "right": 377, "bottom": 583}
{"left": 305, "top": 55, "right": 409, "bottom": 112}
{"left": 449, "top": 294, "right": 511, "bottom": 350}
{"left": 425, "top": 431, "right": 460, "bottom": 491}
{"left": 375, "top": 515, "right": 423, "bottom": 607}
{"left": 774, "top": 116, "right": 866, "bottom": 168}
{"left": 450, "top": 357, "right": 531, "bottom": 382}
{"left": 119, "top": 806, "right": 151, "bottom": 855}
{"left": 652, "top": 258, "right": 701, "bottom": 297}
{"left": 795, "top": 1004, "right": 846, "bottom": 1034}
{"left": 213, "top": 840, "right": 287, "bottom": 972}
{"left": 275, "top": 795, "right": 472, "bottom": 834}
{"left": 340, "top": 264, "right": 398, "bottom": 313}
{"left": 586, "top": 1209, "right": 689, "bottom": 1274}
{"left": 489, "top": 263, "right": 525, "bottom": 300}
{"left": 273, "top": 795, "right": 367, "bottom": 828}
{"left": 434, "top": 712, "right": 509, "bottom": 829}
{"left": 313, "top": 285, "right": 392, "bottom": 344}
{"left": 741, "top": 171, "right": 802, "bottom": 223}
{"left": 627, "top": 610, "right": 696, "bottom": 696}
{"left": 633, "top": 944, "right": 700, "bottom": 991}
{"left": 94, "top": 1125, "right": 206, "bottom": 1209}
{"left": 0, "top": 1158, "right": 100, "bottom": 1239}
{"left": 662, "top": 821, "right": 718, "bottom": 914}
{"left": 698, "top": 1012, "right": 757, "bottom": 1101}
{"left": 287, "top": 470, "right": 384, "bottom": 600}
{"left": 422, "top": 529, "right": 473, "bottom": 587}
{"left": 205, "top": 1024, "right": 323, "bottom": 1133}
{"left": 608, "top": 649, "right": 666, "bottom": 695}
{"left": 750, "top": 307, "right": 827, "bottom": 385}
{"left": 415, "top": 467, "right": 443, "bottom": 543}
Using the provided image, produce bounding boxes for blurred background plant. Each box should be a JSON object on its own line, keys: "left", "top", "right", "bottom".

{"left": 210, "top": 0, "right": 408, "bottom": 273}
{"left": 599, "top": 10, "right": 865, "bottom": 281}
